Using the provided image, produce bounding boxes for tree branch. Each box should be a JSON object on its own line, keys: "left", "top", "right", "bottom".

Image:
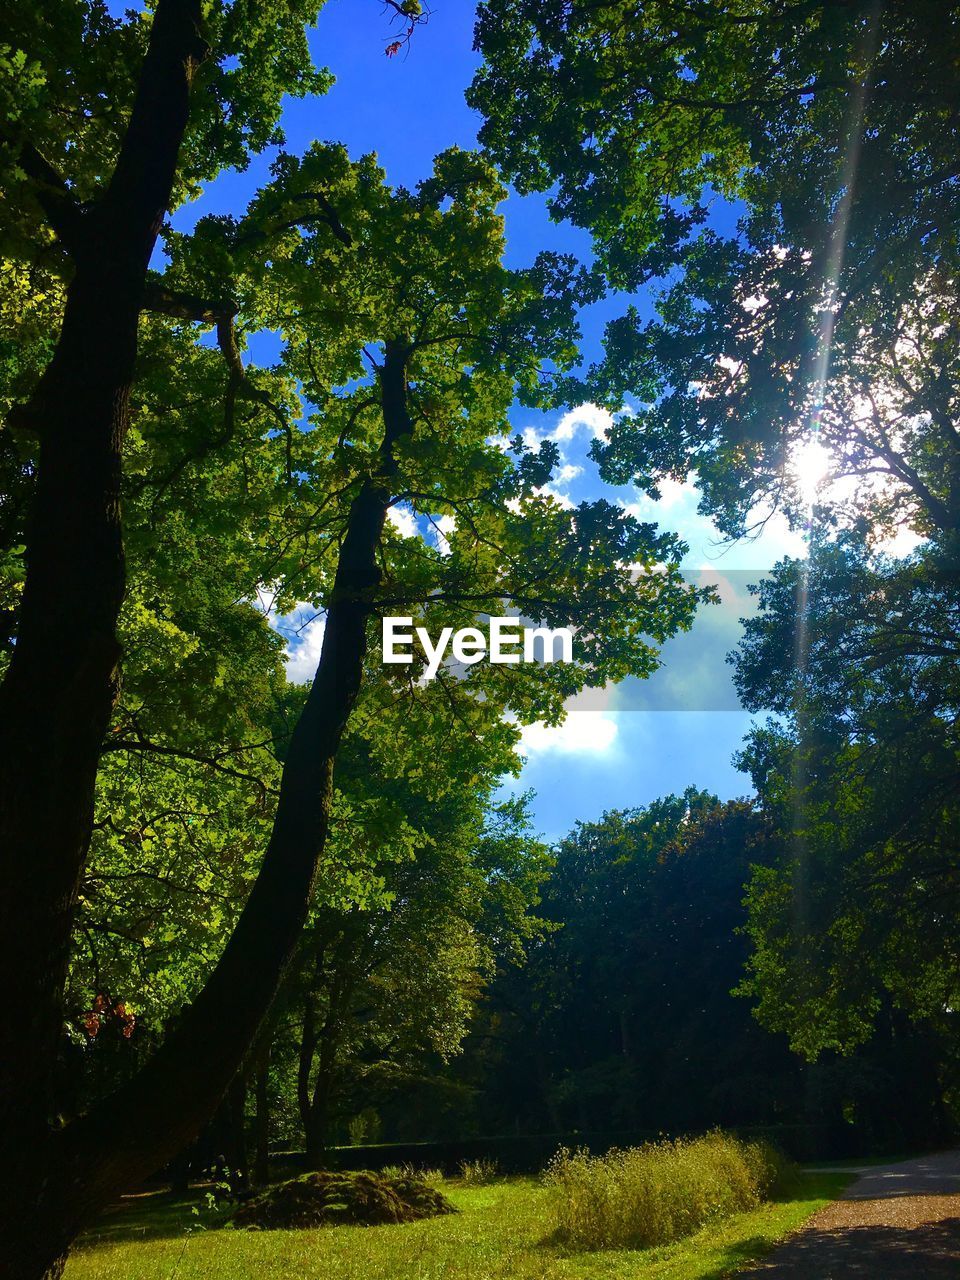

{"left": 0, "top": 130, "right": 87, "bottom": 253}
{"left": 142, "top": 282, "right": 238, "bottom": 324}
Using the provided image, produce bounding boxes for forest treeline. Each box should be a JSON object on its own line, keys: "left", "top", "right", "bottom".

{"left": 1, "top": 1, "right": 957, "bottom": 1275}
{"left": 134, "top": 788, "right": 956, "bottom": 1186}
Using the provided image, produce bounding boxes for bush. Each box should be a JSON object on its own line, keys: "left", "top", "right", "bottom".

{"left": 741, "top": 1138, "right": 802, "bottom": 1200}
{"left": 381, "top": 1163, "right": 446, "bottom": 1185}
{"left": 231, "top": 1169, "right": 457, "bottom": 1231}
{"left": 457, "top": 1158, "right": 501, "bottom": 1185}
{"left": 545, "top": 1131, "right": 796, "bottom": 1250}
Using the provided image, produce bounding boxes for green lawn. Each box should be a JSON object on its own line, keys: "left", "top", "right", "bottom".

{"left": 65, "top": 1172, "right": 849, "bottom": 1280}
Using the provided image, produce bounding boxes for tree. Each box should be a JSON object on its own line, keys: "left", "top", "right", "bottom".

{"left": 0, "top": 3, "right": 328, "bottom": 1271}
{"left": 289, "top": 795, "right": 548, "bottom": 1161}
{"left": 470, "top": 793, "right": 803, "bottom": 1136}
{"left": 472, "top": 0, "right": 960, "bottom": 539}
{"left": 734, "top": 534, "right": 960, "bottom": 1064}
{"left": 473, "top": 0, "right": 960, "bottom": 1130}
{"left": 0, "top": 12, "right": 701, "bottom": 1272}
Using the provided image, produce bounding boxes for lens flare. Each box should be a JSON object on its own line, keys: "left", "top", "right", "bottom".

{"left": 792, "top": 437, "right": 832, "bottom": 508}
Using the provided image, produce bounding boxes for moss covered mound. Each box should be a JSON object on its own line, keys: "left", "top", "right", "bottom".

{"left": 232, "top": 1169, "right": 457, "bottom": 1231}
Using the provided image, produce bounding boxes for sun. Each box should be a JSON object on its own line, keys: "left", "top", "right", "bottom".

{"left": 791, "top": 436, "right": 832, "bottom": 507}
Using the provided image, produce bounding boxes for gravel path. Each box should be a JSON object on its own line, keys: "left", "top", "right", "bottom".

{"left": 741, "top": 1151, "right": 960, "bottom": 1277}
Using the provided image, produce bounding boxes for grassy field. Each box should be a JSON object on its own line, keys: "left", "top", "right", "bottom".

{"left": 65, "top": 1170, "right": 849, "bottom": 1280}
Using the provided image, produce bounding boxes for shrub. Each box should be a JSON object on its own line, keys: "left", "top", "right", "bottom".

{"left": 232, "top": 1169, "right": 457, "bottom": 1231}
{"left": 741, "top": 1138, "right": 802, "bottom": 1200}
{"left": 544, "top": 1131, "right": 795, "bottom": 1250}
{"left": 381, "top": 1163, "right": 446, "bottom": 1185}
{"left": 457, "top": 1158, "right": 501, "bottom": 1185}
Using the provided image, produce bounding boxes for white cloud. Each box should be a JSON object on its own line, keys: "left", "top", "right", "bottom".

{"left": 551, "top": 403, "right": 614, "bottom": 443}
{"left": 386, "top": 504, "right": 418, "bottom": 538}
{"left": 253, "top": 583, "right": 279, "bottom": 616}
{"left": 517, "top": 711, "right": 619, "bottom": 756}
{"left": 620, "top": 474, "right": 697, "bottom": 518}
{"left": 533, "top": 460, "right": 583, "bottom": 509}
{"left": 534, "top": 484, "right": 575, "bottom": 509}
{"left": 716, "top": 354, "right": 744, "bottom": 378}
{"left": 741, "top": 293, "right": 769, "bottom": 314}
{"left": 878, "top": 525, "right": 924, "bottom": 558}
{"left": 433, "top": 513, "right": 456, "bottom": 557}
{"left": 554, "top": 462, "right": 584, "bottom": 487}
{"left": 752, "top": 508, "right": 808, "bottom": 561}
{"left": 655, "top": 476, "right": 696, "bottom": 510}
{"left": 283, "top": 612, "right": 326, "bottom": 685}
{"left": 487, "top": 434, "right": 511, "bottom": 452}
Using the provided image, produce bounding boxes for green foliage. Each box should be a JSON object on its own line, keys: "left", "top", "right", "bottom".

{"left": 380, "top": 1163, "right": 445, "bottom": 1185}
{"left": 589, "top": 201, "right": 960, "bottom": 539}
{"left": 347, "top": 1108, "right": 381, "bottom": 1147}
{"left": 734, "top": 534, "right": 960, "bottom": 1060}
{"left": 470, "top": 1, "right": 750, "bottom": 267}
{"left": 0, "top": 0, "right": 330, "bottom": 219}
{"left": 474, "top": 1, "right": 960, "bottom": 539}
{"left": 0, "top": 102, "right": 702, "bottom": 1109}
{"left": 471, "top": 0, "right": 960, "bottom": 1114}
{"left": 280, "top": 790, "right": 551, "bottom": 1154}
{"left": 464, "top": 793, "right": 799, "bottom": 1137}
{"left": 544, "top": 1133, "right": 794, "bottom": 1251}
{"left": 148, "top": 139, "right": 701, "bottom": 719}
{"left": 59, "top": 130, "right": 699, "bottom": 1134}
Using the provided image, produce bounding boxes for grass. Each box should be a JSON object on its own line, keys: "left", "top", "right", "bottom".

{"left": 65, "top": 1169, "right": 850, "bottom": 1280}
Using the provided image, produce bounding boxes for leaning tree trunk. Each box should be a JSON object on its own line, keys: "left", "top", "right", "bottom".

{"left": 0, "top": 340, "right": 415, "bottom": 1277}
{"left": 0, "top": 2, "right": 205, "bottom": 1274}
{"left": 0, "top": 0, "right": 420, "bottom": 1260}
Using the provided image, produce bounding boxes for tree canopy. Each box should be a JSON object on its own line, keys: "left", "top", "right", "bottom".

{"left": 473, "top": 0, "right": 960, "bottom": 537}
{"left": 734, "top": 534, "right": 960, "bottom": 1058}
{"left": 0, "top": 3, "right": 707, "bottom": 1272}
{"left": 2, "top": 5, "right": 959, "bottom": 1272}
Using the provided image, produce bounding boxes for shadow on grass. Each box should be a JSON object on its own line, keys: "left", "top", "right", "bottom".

{"left": 76, "top": 1190, "right": 231, "bottom": 1248}
{"left": 694, "top": 1234, "right": 785, "bottom": 1278}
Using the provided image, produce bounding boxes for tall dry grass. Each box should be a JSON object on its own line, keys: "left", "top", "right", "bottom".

{"left": 545, "top": 1131, "right": 795, "bottom": 1251}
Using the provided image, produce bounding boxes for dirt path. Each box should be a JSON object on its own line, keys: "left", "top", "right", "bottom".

{"left": 741, "top": 1151, "right": 960, "bottom": 1277}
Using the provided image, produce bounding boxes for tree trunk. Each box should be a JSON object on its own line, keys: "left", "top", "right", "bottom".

{"left": 304, "top": 1096, "right": 332, "bottom": 1169}
{"left": 299, "top": 999, "right": 334, "bottom": 1167}
{"left": 0, "top": 339, "right": 415, "bottom": 1277}
{"left": 298, "top": 998, "right": 318, "bottom": 1140}
{"left": 215, "top": 1072, "right": 249, "bottom": 1195}
{"left": 299, "top": 933, "right": 361, "bottom": 1168}
{"left": 305, "top": 1036, "right": 341, "bottom": 1167}
{"left": 254, "top": 1047, "right": 271, "bottom": 1187}
{"left": 0, "top": 4, "right": 205, "bottom": 1276}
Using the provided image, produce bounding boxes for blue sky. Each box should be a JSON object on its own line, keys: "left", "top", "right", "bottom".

{"left": 176, "top": 1, "right": 809, "bottom": 841}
